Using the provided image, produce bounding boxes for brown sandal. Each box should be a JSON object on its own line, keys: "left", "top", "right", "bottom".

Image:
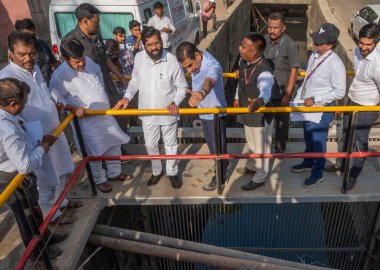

{"left": 108, "top": 173, "right": 133, "bottom": 182}
{"left": 97, "top": 182, "right": 113, "bottom": 193}
{"left": 51, "top": 213, "right": 78, "bottom": 225}
{"left": 61, "top": 200, "right": 83, "bottom": 210}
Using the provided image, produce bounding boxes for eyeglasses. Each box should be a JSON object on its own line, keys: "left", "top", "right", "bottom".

{"left": 145, "top": 41, "right": 161, "bottom": 49}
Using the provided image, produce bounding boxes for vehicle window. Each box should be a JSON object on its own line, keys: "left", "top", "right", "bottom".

{"left": 55, "top": 12, "right": 134, "bottom": 39}
{"left": 185, "top": 0, "right": 194, "bottom": 14}
{"left": 366, "top": 8, "right": 378, "bottom": 23}
{"left": 143, "top": 8, "right": 153, "bottom": 23}
{"left": 359, "top": 7, "right": 370, "bottom": 21}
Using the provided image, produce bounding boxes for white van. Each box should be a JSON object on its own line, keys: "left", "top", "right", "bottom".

{"left": 49, "top": 0, "right": 201, "bottom": 57}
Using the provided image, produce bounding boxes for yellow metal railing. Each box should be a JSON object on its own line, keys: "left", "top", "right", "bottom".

{"left": 2, "top": 104, "right": 379, "bottom": 207}
{"left": 113, "top": 71, "right": 355, "bottom": 81}
{"left": 0, "top": 113, "right": 75, "bottom": 208}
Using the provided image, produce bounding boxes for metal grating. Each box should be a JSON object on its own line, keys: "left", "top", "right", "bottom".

{"left": 141, "top": 202, "right": 379, "bottom": 270}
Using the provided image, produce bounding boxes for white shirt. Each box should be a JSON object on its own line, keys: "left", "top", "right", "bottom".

{"left": 295, "top": 50, "right": 346, "bottom": 104}
{"left": 349, "top": 47, "right": 380, "bottom": 106}
{"left": 124, "top": 50, "right": 188, "bottom": 125}
{"left": 0, "top": 62, "right": 74, "bottom": 187}
{"left": 147, "top": 15, "right": 176, "bottom": 49}
{"left": 0, "top": 109, "right": 44, "bottom": 175}
{"left": 50, "top": 58, "right": 130, "bottom": 156}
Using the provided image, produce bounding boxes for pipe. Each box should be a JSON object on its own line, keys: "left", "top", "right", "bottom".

{"left": 93, "top": 225, "right": 332, "bottom": 270}
{"left": 85, "top": 106, "right": 380, "bottom": 116}
{"left": 14, "top": 158, "right": 87, "bottom": 270}
{"left": 87, "top": 151, "right": 380, "bottom": 162}
{"left": 88, "top": 234, "right": 300, "bottom": 270}
{"left": 0, "top": 113, "right": 74, "bottom": 208}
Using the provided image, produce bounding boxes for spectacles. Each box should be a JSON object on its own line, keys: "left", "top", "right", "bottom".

{"left": 145, "top": 41, "right": 161, "bottom": 49}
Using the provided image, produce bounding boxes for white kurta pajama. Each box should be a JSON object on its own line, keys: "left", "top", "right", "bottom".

{"left": 50, "top": 57, "right": 130, "bottom": 184}
{"left": 0, "top": 62, "right": 74, "bottom": 218}
{"left": 124, "top": 50, "right": 187, "bottom": 176}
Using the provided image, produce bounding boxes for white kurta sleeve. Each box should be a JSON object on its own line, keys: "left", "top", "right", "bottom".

{"left": 257, "top": 71, "right": 274, "bottom": 104}
{"left": 49, "top": 74, "right": 80, "bottom": 107}
{"left": 2, "top": 130, "right": 45, "bottom": 174}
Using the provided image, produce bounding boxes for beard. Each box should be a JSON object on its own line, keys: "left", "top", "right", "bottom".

{"left": 147, "top": 47, "right": 163, "bottom": 61}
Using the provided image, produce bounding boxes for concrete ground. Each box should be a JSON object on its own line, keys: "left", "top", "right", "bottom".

{"left": 1, "top": 141, "right": 380, "bottom": 269}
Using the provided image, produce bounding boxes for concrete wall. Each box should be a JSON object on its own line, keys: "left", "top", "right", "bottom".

{"left": 307, "top": 0, "right": 356, "bottom": 70}
{"left": 0, "top": 0, "right": 32, "bottom": 51}
{"left": 198, "top": 0, "right": 252, "bottom": 72}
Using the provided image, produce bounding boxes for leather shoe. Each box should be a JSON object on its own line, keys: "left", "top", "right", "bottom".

{"left": 48, "top": 231, "right": 68, "bottom": 244}
{"left": 242, "top": 181, "right": 265, "bottom": 191}
{"left": 203, "top": 180, "right": 217, "bottom": 191}
{"left": 324, "top": 164, "right": 343, "bottom": 173}
{"left": 346, "top": 177, "right": 357, "bottom": 191}
{"left": 169, "top": 175, "right": 182, "bottom": 189}
{"left": 148, "top": 173, "right": 162, "bottom": 186}
{"left": 235, "top": 167, "right": 256, "bottom": 175}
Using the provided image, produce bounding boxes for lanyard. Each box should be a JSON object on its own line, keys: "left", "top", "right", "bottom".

{"left": 304, "top": 51, "right": 333, "bottom": 83}
{"left": 244, "top": 58, "right": 264, "bottom": 85}
{"left": 266, "top": 35, "right": 285, "bottom": 60}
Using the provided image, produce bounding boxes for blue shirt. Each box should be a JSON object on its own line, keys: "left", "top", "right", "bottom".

{"left": 125, "top": 35, "right": 143, "bottom": 54}
{"left": 191, "top": 50, "right": 227, "bottom": 120}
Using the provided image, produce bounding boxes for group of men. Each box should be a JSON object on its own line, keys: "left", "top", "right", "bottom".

{"left": 1, "top": 1, "right": 380, "bottom": 264}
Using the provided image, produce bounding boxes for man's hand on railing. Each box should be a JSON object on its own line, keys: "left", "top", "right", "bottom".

{"left": 42, "top": 135, "right": 57, "bottom": 146}
{"left": 167, "top": 102, "right": 179, "bottom": 115}
{"left": 72, "top": 106, "right": 87, "bottom": 119}
{"left": 233, "top": 70, "right": 239, "bottom": 79}
{"left": 186, "top": 89, "right": 204, "bottom": 107}
{"left": 233, "top": 99, "right": 239, "bottom": 108}
{"left": 304, "top": 97, "right": 314, "bottom": 107}
{"left": 112, "top": 98, "right": 130, "bottom": 110}
{"left": 247, "top": 98, "right": 264, "bottom": 112}
{"left": 37, "top": 140, "right": 51, "bottom": 153}
{"left": 281, "top": 93, "right": 291, "bottom": 107}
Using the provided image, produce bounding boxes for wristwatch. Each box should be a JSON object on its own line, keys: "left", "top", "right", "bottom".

{"left": 258, "top": 98, "right": 265, "bottom": 107}
{"left": 199, "top": 89, "right": 207, "bottom": 98}
{"left": 311, "top": 96, "right": 315, "bottom": 105}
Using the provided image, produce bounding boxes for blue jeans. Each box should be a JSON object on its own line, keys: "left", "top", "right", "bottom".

{"left": 302, "top": 102, "right": 335, "bottom": 178}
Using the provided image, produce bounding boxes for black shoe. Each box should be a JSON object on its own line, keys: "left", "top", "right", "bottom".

{"left": 48, "top": 231, "right": 68, "bottom": 244}
{"left": 235, "top": 167, "right": 256, "bottom": 175}
{"left": 203, "top": 180, "right": 217, "bottom": 191}
{"left": 148, "top": 173, "right": 162, "bottom": 186}
{"left": 324, "top": 164, "right": 343, "bottom": 172}
{"left": 47, "top": 245, "right": 62, "bottom": 259}
{"left": 241, "top": 181, "right": 265, "bottom": 191}
{"left": 346, "top": 177, "right": 357, "bottom": 191}
{"left": 169, "top": 175, "right": 182, "bottom": 189}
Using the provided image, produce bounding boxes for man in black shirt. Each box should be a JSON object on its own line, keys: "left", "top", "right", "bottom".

{"left": 15, "top": 19, "right": 59, "bottom": 85}
{"left": 264, "top": 13, "right": 300, "bottom": 153}
{"left": 62, "top": 3, "right": 127, "bottom": 107}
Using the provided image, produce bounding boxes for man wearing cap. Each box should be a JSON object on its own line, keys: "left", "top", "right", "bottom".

{"left": 264, "top": 12, "right": 300, "bottom": 154}
{"left": 325, "top": 23, "right": 380, "bottom": 191}
{"left": 291, "top": 23, "right": 346, "bottom": 188}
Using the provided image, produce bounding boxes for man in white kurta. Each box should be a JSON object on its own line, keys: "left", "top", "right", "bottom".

{"left": 50, "top": 39, "right": 131, "bottom": 193}
{"left": 113, "top": 27, "right": 187, "bottom": 188}
{"left": 0, "top": 32, "right": 75, "bottom": 223}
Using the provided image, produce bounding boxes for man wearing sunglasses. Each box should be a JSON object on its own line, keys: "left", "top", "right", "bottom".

{"left": 292, "top": 23, "right": 346, "bottom": 188}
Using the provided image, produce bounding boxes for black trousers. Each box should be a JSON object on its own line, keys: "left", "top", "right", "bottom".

{"left": 272, "top": 98, "right": 290, "bottom": 153}
{"left": 200, "top": 116, "right": 229, "bottom": 183}
{"left": 341, "top": 100, "right": 379, "bottom": 179}
{"left": 1, "top": 174, "right": 44, "bottom": 258}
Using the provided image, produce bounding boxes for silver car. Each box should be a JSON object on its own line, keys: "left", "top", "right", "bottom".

{"left": 350, "top": 5, "right": 380, "bottom": 40}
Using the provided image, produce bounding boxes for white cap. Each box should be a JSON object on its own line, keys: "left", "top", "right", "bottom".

{"left": 210, "top": 0, "right": 215, "bottom": 3}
